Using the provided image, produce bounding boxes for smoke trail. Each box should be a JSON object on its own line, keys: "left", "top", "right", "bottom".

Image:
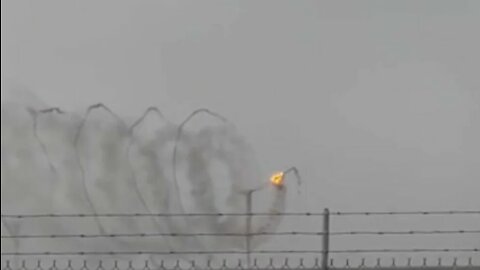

{"left": 170, "top": 109, "right": 229, "bottom": 256}
{"left": 1, "top": 96, "right": 298, "bottom": 263}
{"left": 250, "top": 167, "right": 301, "bottom": 248}
{"left": 30, "top": 107, "right": 65, "bottom": 182}
{"left": 171, "top": 115, "right": 299, "bottom": 252}
{"left": 72, "top": 103, "right": 127, "bottom": 235}
{"left": 127, "top": 107, "right": 168, "bottom": 232}
{"left": 126, "top": 108, "right": 180, "bottom": 259}
{"left": 1, "top": 103, "right": 62, "bottom": 266}
{"left": 172, "top": 108, "right": 228, "bottom": 213}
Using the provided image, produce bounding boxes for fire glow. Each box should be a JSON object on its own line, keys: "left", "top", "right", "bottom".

{"left": 270, "top": 171, "right": 285, "bottom": 187}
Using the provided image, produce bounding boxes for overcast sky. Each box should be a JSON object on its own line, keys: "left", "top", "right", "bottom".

{"left": 2, "top": 0, "right": 479, "bottom": 263}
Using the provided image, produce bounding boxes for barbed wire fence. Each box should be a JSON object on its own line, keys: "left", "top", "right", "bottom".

{"left": 1, "top": 210, "right": 479, "bottom": 269}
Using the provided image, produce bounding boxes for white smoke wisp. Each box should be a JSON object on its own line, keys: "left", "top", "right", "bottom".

{"left": 1, "top": 95, "right": 300, "bottom": 264}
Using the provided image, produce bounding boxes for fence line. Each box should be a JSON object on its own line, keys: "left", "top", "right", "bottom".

{"left": 2, "top": 209, "right": 479, "bottom": 268}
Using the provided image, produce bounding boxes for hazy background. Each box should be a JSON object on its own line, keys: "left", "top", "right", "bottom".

{"left": 2, "top": 0, "right": 479, "bottom": 263}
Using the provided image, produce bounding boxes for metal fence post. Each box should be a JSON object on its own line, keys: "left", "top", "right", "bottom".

{"left": 246, "top": 190, "right": 254, "bottom": 268}
{"left": 322, "top": 208, "right": 330, "bottom": 270}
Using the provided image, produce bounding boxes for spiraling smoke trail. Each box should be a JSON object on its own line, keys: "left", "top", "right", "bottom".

{"left": 127, "top": 107, "right": 167, "bottom": 221}
{"left": 129, "top": 107, "right": 165, "bottom": 130}
{"left": 30, "top": 107, "right": 65, "bottom": 182}
{"left": 171, "top": 108, "right": 302, "bottom": 259}
{"left": 245, "top": 166, "right": 301, "bottom": 266}
{"left": 33, "top": 103, "right": 171, "bottom": 259}
{"left": 2, "top": 97, "right": 300, "bottom": 264}
{"left": 73, "top": 103, "right": 127, "bottom": 236}
{"left": 170, "top": 109, "right": 229, "bottom": 256}
{"left": 172, "top": 108, "right": 228, "bottom": 214}
{"left": 27, "top": 105, "right": 145, "bottom": 256}
{"left": 126, "top": 107, "right": 175, "bottom": 253}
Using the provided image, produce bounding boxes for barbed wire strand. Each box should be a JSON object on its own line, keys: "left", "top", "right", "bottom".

{"left": 1, "top": 248, "right": 479, "bottom": 256}
{"left": 2, "top": 230, "right": 480, "bottom": 239}
{"left": 330, "top": 210, "right": 480, "bottom": 216}
{"left": 2, "top": 210, "right": 479, "bottom": 218}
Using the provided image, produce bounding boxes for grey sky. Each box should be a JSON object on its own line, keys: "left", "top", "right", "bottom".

{"left": 2, "top": 0, "right": 479, "bottom": 262}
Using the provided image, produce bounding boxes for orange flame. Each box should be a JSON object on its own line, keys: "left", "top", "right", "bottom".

{"left": 270, "top": 171, "right": 285, "bottom": 187}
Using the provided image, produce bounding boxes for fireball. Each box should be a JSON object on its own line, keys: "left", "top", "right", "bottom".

{"left": 270, "top": 171, "right": 285, "bottom": 187}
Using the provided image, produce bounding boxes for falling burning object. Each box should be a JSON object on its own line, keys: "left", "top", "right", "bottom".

{"left": 270, "top": 171, "right": 285, "bottom": 187}
{"left": 269, "top": 167, "right": 301, "bottom": 188}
